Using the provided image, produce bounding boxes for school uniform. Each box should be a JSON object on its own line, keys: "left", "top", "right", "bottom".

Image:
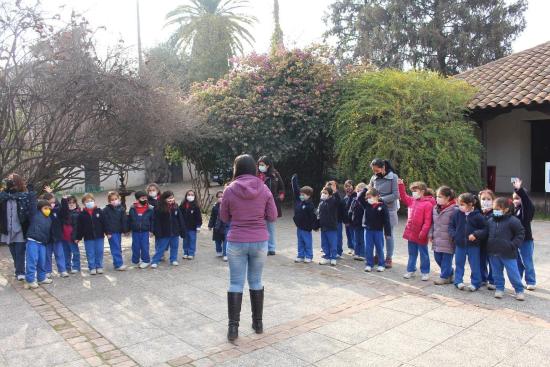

{"left": 333, "top": 191, "right": 344, "bottom": 256}
{"left": 151, "top": 205, "right": 186, "bottom": 264}
{"left": 430, "top": 202, "right": 458, "bottom": 280}
{"left": 128, "top": 203, "right": 154, "bottom": 265}
{"left": 348, "top": 195, "right": 365, "bottom": 258}
{"left": 357, "top": 190, "right": 391, "bottom": 267}
{"left": 76, "top": 208, "right": 106, "bottom": 271}
{"left": 208, "top": 203, "right": 228, "bottom": 256}
{"left": 59, "top": 199, "right": 81, "bottom": 272}
{"left": 448, "top": 209, "right": 486, "bottom": 289}
{"left": 514, "top": 187, "right": 536, "bottom": 286}
{"left": 318, "top": 196, "right": 339, "bottom": 260}
{"left": 291, "top": 175, "right": 317, "bottom": 260}
{"left": 480, "top": 210, "right": 494, "bottom": 285}
{"left": 181, "top": 201, "right": 202, "bottom": 257}
{"left": 103, "top": 204, "right": 128, "bottom": 269}
{"left": 342, "top": 192, "right": 356, "bottom": 252}
{"left": 25, "top": 209, "right": 52, "bottom": 283}
{"left": 45, "top": 201, "right": 67, "bottom": 274}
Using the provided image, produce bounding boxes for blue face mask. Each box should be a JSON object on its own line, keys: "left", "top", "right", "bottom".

{"left": 299, "top": 195, "right": 306, "bottom": 201}
{"left": 493, "top": 210, "right": 504, "bottom": 217}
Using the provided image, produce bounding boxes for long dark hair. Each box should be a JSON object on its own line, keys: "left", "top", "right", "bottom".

{"left": 158, "top": 190, "right": 175, "bottom": 213}
{"left": 233, "top": 154, "right": 257, "bottom": 180}
{"left": 182, "top": 189, "right": 200, "bottom": 210}
{"left": 370, "top": 158, "right": 397, "bottom": 175}
{"left": 4, "top": 173, "right": 27, "bottom": 192}
{"left": 258, "top": 155, "right": 274, "bottom": 175}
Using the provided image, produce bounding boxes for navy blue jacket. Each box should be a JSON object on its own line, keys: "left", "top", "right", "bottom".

{"left": 348, "top": 196, "right": 364, "bottom": 227}
{"left": 180, "top": 201, "right": 203, "bottom": 231}
{"left": 480, "top": 214, "right": 525, "bottom": 259}
{"left": 208, "top": 203, "right": 227, "bottom": 241}
{"left": 333, "top": 191, "right": 344, "bottom": 223}
{"left": 153, "top": 205, "right": 186, "bottom": 238}
{"left": 102, "top": 204, "right": 128, "bottom": 234}
{"left": 59, "top": 198, "right": 80, "bottom": 241}
{"left": 448, "top": 209, "right": 486, "bottom": 248}
{"left": 342, "top": 192, "right": 356, "bottom": 224}
{"left": 48, "top": 200, "right": 64, "bottom": 242}
{"left": 0, "top": 189, "right": 35, "bottom": 237}
{"left": 291, "top": 175, "right": 317, "bottom": 232}
{"left": 357, "top": 190, "right": 391, "bottom": 235}
{"left": 76, "top": 208, "right": 106, "bottom": 241}
{"left": 318, "top": 195, "right": 339, "bottom": 231}
{"left": 128, "top": 204, "right": 154, "bottom": 233}
{"left": 514, "top": 188, "right": 534, "bottom": 241}
{"left": 26, "top": 194, "right": 52, "bottom": 244}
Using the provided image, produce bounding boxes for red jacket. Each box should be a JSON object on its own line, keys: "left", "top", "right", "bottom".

{"left": 398, "top": 183, "right": 435, "bottom": 245}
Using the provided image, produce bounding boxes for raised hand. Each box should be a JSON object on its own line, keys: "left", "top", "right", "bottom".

{"left": 512, "top": 178, "right": 522, "bottom": 190}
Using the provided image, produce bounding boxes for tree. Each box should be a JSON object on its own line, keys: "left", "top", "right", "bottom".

{"left": 165, "top": 0, "right": 257, "bottom": 82}
{"left": 332, "top": 69, "right": 482, "bottom": 192}
{"left": 270, "top": 0, "right": 284, "bottom": 55}
{"left": 324, "top": 0, "right": 527, "bottom": 75}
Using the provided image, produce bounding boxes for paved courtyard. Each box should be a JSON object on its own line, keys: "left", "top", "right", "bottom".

{"left": 2, "top": 202, "right": 550, "bottom": 367}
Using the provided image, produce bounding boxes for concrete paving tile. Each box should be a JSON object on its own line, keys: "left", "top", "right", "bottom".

{"left": 272, "top": 331, "right": 350, "bottom": 363}
{"left": 356, "top": 330, "right": 436, "bottom": 363}
{"left": 468, "top": 315, "right": 544, "bottom": 343}
{"left": 422, "top": 305, "right": 487, "bottom": 328}
{"left": 379, "top": 295, "right": 441, "bottom": 316}
{"left": 4, "top": 341, "right": 80, "bottom": 367}
{"left": 314, "top": 347, "right": 402, "bottom": 367}
{"left": 217, "top": 346, "right": 308, "bottom": 367}
{"left": 121, "top": 335, "right": 197, "bottom": 367}
{"left": 391, "top": 316, "right": 464, "bottom": 343}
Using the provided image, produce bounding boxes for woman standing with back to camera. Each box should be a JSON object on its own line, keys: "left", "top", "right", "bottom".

{"left": 220, "top": 155, "right": 278, "bottom": 342}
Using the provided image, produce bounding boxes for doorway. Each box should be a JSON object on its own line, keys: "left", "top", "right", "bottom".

{"left": 531, "top": 120, "right": 550, "bottom": 192}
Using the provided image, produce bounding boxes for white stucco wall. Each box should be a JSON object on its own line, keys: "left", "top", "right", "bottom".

{"left": 485, "top": 108, "right": 550, "bottom": 192}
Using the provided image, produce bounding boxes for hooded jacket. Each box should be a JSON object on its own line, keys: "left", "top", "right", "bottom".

{"left": 479, "top": 214, "right": 525, "bottom": 259}
{"left": 220, "top": 174, "right": 278, "bottom": 243}
{"left": 430, "top": 202, "right": 458, "bottom": 254}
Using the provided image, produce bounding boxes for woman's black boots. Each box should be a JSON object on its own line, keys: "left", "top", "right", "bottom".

{"left": 250, "top": 288, "right": 264, "bottom": 334}
{"left": 227, "top": 292, "right": 242, "bottom": 341}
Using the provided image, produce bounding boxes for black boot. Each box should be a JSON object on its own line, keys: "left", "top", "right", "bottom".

{"left": 227, "top": 292, "right": 242, "bottom": 341}
{"left": 250, "top": 288, "right": 264, "bottom": 334}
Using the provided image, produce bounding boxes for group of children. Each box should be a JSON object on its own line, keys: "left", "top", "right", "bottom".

{"left": 19, "top": 183, "right": 213, "bottom": 289}
{"left": 290, "top": 175, "right": 536, "bottom": 300}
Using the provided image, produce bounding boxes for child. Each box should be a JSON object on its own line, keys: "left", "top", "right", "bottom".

{"left": 398, "top": 179, "right": 435, "bottom": 280}
{"left": 60, "top": 195, "right": 81, "bottom": 274}
{"left": 146, "top": 183, "right": 161, "bottom": 208}
{"left": 480, "top": 197, "right": 526, "bottom": 300}
{"left": 103, "top": 191, "right": 128, "bottom": 271}
{"left": 343, "top": 180, "right": 356, "bottom": 255}
{"left": 42, "top": 190, "right": 68, "bottom": 278}
{"left": 291, "top": 174, "right": 317, "bottom": 263}
{"left": 208, "top": 191, "right": 228, "bottom": 261}
{"left": 479, "top": 189, "right": 496, "bottom": 289}
{"left": 318, "top": 186, "right": 339, "bottom": 266}
{"left": 357, "top": 187, "right": 391, "bottom": 272}
{"left": 430, "top": 186, "right": 457, "bottom": 285}
{"left": 181, "top": 190, "right": 202, "bottom": 260}
{"left": 24, "top": 199, "right": 53, "bottom": 288}
{"left": 349, "top": 183, "right": 367, "bottom": 261}
{"left": 128, "top": 191, "right": 154, "bottom": 269}
{"left": 512, "top": 178, "right": 536, "bottom": 290}
{"left": 151, "top": 191, "right": 186, "bottom": 268}
{"left": 448, "top": 193, "right": 486, "bottom": 291}
{"left": 76, "top": 193, "right": 106, "bottom": 275}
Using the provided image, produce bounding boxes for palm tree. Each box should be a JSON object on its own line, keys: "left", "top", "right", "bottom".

{"left": 166, "top": 0, "right": 257, "bottom": 81}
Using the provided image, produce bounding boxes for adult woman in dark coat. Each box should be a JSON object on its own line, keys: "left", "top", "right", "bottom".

{"left": 257, "top": 156, "right": 285, "bottom": 256}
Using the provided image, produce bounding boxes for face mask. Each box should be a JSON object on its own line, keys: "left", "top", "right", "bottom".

{"left": 493, "top": 210, "right": 504, "bottom": 217}
{"left": 481, "top": 199, "right": 493, "bottom": 210}
{"left": 412, "top": 191, "right": 421, "bottom": 199}
{"left": 5, "top": 179, "right": 15, "bottom": 190}
{"left": 436, "top": 197, "right": 446, "bottom": 206}
{"left": 110, "top": 200, "right": 121, "bottom": 207}
{"left": 299, "top": 194, "right": 309, "bottom": 201}
{"left": 367, "top": 198, "right": 377, "bottom": 205}
{"left": 139, "top": 199, "right": 148, "bottom": 205}
{"left": 217, "top": 197, "right": 223, "bottom": 203}
{"left": 42, "top": 208, "right": 51, "bottom": 217}
{"left": 320, "top": 193, "right": 329, "bottom": 201}
{"left": 85, "top": 201, "right": 95, "bottom": 209}
{"left": 376, "top": 172, "right": 384, "bottom": 178}
{"left": 459, "top": 205, "right": 471, "bottom": 214}
{"left": 187, "top": 195, "right": 195, "bottom": 202}
{"left": 68, "top": 203, "right": 77, "bottom": 210}
{"left": 258, "top": 165, "right": 267, "bottom": 173}
{"left": 50, "top": 203, "right": 56, "bottom": 209}
{"left": 513, "top": 199, "right": 521, "bottom": 207}
{"left": 149, "top": 191, "right": 158, "bottom": 198}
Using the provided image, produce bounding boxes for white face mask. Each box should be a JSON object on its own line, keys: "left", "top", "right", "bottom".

{"left": 436, "top": 197, "right": 446, "bottom": 206}
{"left": 110, "top": 200, "right": 121, "bottom": 207}
{"left": 367, "top": 198, "right": 377, "bottom": 205}
{"left": 50, "top": 202, "right": 56, "bottom": 209}
{"left": 149, "top": 191, "right": 158, "bottom": 198}
{"left": 217, "top": 197, "right": 223, "bottom": 203}
{"left": 481, "top": 199, "right": 493, "bottom": 210}
{"left": 320, "top": 193, "right": 329, "bottom": 201}
{"left": 412, "top": 191, "right": 421, "bottom": 199}
{"left": 68, "top": 203, "right": 77, "bottom": 210}
{"left": 258, "top": 165, "right": 267, "bottom": 173}
{"left": 187, "top": 195, "right": 195, "bottom": 202}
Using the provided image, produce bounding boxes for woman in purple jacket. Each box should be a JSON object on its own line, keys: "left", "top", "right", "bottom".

{"left": 220, "top": 154, "right": 278, "bottom": 342}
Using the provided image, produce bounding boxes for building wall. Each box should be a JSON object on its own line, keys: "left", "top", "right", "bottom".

{"left": 485, "top": 108, "right": 550, "bottom": 192}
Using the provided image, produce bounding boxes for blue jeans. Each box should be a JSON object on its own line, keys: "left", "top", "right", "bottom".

{"left": 108, "top": 233, "right": 124, "bottom": 269}
{"left": 25, "top": 240, "right": 47, "bottom": 283}
{"left": 297, "top": 229, "right": 313, "bottom": 259}
{"left": 385, "top": 210, "right": 398, "bottom": 259}
{"left": 455, "top": 246, "right": 481, "bottom": 288}
{"left": 131, "top": 232, "right": 150, "bottom": 264}
{"left": 84, "top": 238, "right": 105, "bottom": 270}
{"left": 353, "top": 227, "right": 365, "bottom": 258}
{"left": 479, "top": 246, "right": 494, "bottom": 284}
{"left": 490, "top": 255, "right": 524, "bottom": 293}
{"left": 336, "top": 222, "right": 343, "bottom": 256}
{"left": 152, "top": 236, "right": 179, "bottom": 264}
{"left": 517, "top": 240, "right": 536, "bottom": 285}
{"left": 345, "top": 225, "right": 354, "bottom": 249}
{"left": 62, "top": 240, "right": 81, "bottom": 271}
{"left": 434, "top": 251, "right": 454, "bottom": 279}
{"left": 365, "top": 230, "right": 385, "bottom": 267}
{"left": 183, "top": 230, "right": 197, "bottom": 257}
{"left": 321, "top": 230, "right": 338, "bottom": 260}
{"left": 407, "top": 242, "right": 430, "bottom": 274}
{"left": 45, "top": 241, "right": 67, "bottom": 273}
{"left": 8, "top": 242, "right": 26, "bottom": 276}
{"left": 215, "top": 239, "right": 227, "bottom": 256}
{"left": 266, "top": 221, "right": 276, "bottom": 252}
{"left": 227, "top": 241, "right": 267, "bottom": 293}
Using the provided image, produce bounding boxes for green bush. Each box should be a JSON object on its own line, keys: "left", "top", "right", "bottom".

{"left": 333, "top": 69, "right": 483, "bottom": 192}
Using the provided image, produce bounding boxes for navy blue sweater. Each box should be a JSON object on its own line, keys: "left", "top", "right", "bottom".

{"left": 342, "top": 193, "right": 356, "bottom": 224}
{"left": 50, "top": 201, "right": 63, "bottom": 242}
{"left": 181, "top": 202, "right": 203, "bottom": 231}
{"left": 356, "top": 190, "right": 391, "bottom": 235}
{"left": 76, "top": 208, "right": 106, "bottom": 241}
{"left": 348, "top": 197, "right": 364, "bottom": 227}
{"left": 514, "top": 188, "right": 534, "bottom": 241}
{"left": 448, "top": 209, "right": 486, "bottom": 248}
{"left": 291, "top": 175, "right": 318, "bottom": 231}
{"left": 27, "top": 212, "right": 53, "bottom": 244}
{"left": 153, "top": 206, "right": 186, "bottom": 238}
{"left": 102, "top": 205, "right": 128, "bottom": 234}
{"left": 480, "top": 214, "right": 525, "bottom": 259}
{"left": 208, "top": 203, "right": 227, "bottom": 241}
{"left": 128, "top": 204, "right": 154, "bottom": 233}
{"left": 318, "top": 196, "right": 339, "bottom": 231}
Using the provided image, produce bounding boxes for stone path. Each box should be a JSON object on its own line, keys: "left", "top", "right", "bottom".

{"left": 1, "top": 205, "right": 550, "bottom": 367}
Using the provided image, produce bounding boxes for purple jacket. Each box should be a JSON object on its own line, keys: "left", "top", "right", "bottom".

{"left": 220, "top": 174, "right": 278, "bottom": 243}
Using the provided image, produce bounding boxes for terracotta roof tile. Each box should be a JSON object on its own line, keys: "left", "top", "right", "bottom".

{"left": 456, "top": 41, "right": 550, "bottom": 110}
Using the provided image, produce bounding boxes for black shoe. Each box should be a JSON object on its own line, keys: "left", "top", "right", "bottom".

{"left": 227, "top": 292, "right": 242, "bottom": 341}
{"left": 250, "top": 288, "right": 264, "bottom": 334}
{"left": 267, "top": 251, "right": 276, "bottom": 256}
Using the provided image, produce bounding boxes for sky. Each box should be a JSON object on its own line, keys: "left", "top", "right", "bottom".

{"left": 40, "top": 0, "right": 550, "bottom": 60}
